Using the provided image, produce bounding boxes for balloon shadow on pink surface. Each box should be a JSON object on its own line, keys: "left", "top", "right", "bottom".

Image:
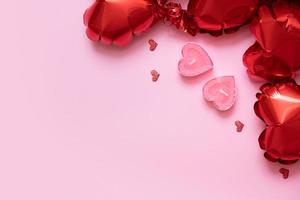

{"left": 90, "top": 23, "right": 163, "bottom": 58}
{"left": 265, "top": 159, "right": 300, "bottom": 179}
{"left": 201, "top": 97, "right": 236, "bottom": 118}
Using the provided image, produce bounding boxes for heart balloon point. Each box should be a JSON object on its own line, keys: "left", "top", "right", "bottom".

{"left": 86, "top": 28, "right": 100, "bottom": 42}
{"left": 264, "top": 152, "right": 298, "bottom": 165}
{"left": 178, "top": 43, "right": 213, "bottom": 77}
{"left": 203, "top": 76, "right": 236, "bottom": 111}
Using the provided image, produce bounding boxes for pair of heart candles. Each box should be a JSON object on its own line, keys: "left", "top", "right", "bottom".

{"left": 178, "top": 43, "right": 236, "bottom": 111}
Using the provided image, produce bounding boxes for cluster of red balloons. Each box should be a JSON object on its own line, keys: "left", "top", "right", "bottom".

{"left": 84, "top": 0, "right": 259, "bottom": 45}
{"left": 84, "top": 0, "right": 300, "bottom": 164}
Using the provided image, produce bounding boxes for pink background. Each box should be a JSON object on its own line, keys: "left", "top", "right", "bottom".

{"left": 1, "top": 1, "right": 300, "bottom": 199}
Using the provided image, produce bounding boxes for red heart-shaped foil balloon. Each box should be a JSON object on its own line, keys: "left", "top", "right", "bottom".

{"left": 187, "top": 0, "right": 259, "bottom": 35}
{"left": 84, "top": 0, "right": 159, "bottom": 46}
{"left": 255, "top": 81, "right": 300, "bottom": 164}
{"left": 244, "top": 1, "right": 300, "bottom": 81}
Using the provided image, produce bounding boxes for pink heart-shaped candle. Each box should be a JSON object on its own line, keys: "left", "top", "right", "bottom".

{"left": 178, "top": 43, "right": 213, "bottom": 77}
{"left": 203, "top": 76, "right": 236, "bottom": 111}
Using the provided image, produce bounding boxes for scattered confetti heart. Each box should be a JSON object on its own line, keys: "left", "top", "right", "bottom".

{"left": 151, "top": 70, "right": 160, "bottom": 82}
{"left": 203, "top": 76, "right": 236, "bottom": 111}
{"left": 279, "top": 168, "right": 289, "bottom": 179}
{"left": 178, "top": 43, "right": 213, "bottom": 77}
{"left": 148, "top": 39, "right": 158, "bottom": 51}
{"left": 235, "top": 120, "right": 244, "bottom": 133}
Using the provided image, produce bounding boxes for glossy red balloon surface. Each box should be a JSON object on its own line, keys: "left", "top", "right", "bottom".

{"left": 255, "top": 81, "right": 300, "bottom": 164}
{"left": 244, "top": 1, "right": 300, "bottom": 81}
{"left": 84, "top": 0, "right": 158, "bottom": 46}
{"left": 187, "top": 0, "right": 259, "bottom": 35}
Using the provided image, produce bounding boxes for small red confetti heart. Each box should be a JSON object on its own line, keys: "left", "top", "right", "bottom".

{"left": 279, "top": 168, "right": 289, "bottom": 179}
{"left": 148, "top": 39, "right": 158, "bottom": 51}
{"left": 235, "top": 120, "right": 244, "bottom": 133}
{"left": 151, "top": 70, "right": 160, "bottom": 82}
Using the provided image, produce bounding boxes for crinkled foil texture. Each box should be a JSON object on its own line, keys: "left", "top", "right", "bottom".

{"left": 244, "top": 1, "right": 300, "bottom": 81}
{"left": 255, "top": 81, "right": 300, "bottom": 164}
{"left": 84, "top": 0, "right": 160, "bottom": 46}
